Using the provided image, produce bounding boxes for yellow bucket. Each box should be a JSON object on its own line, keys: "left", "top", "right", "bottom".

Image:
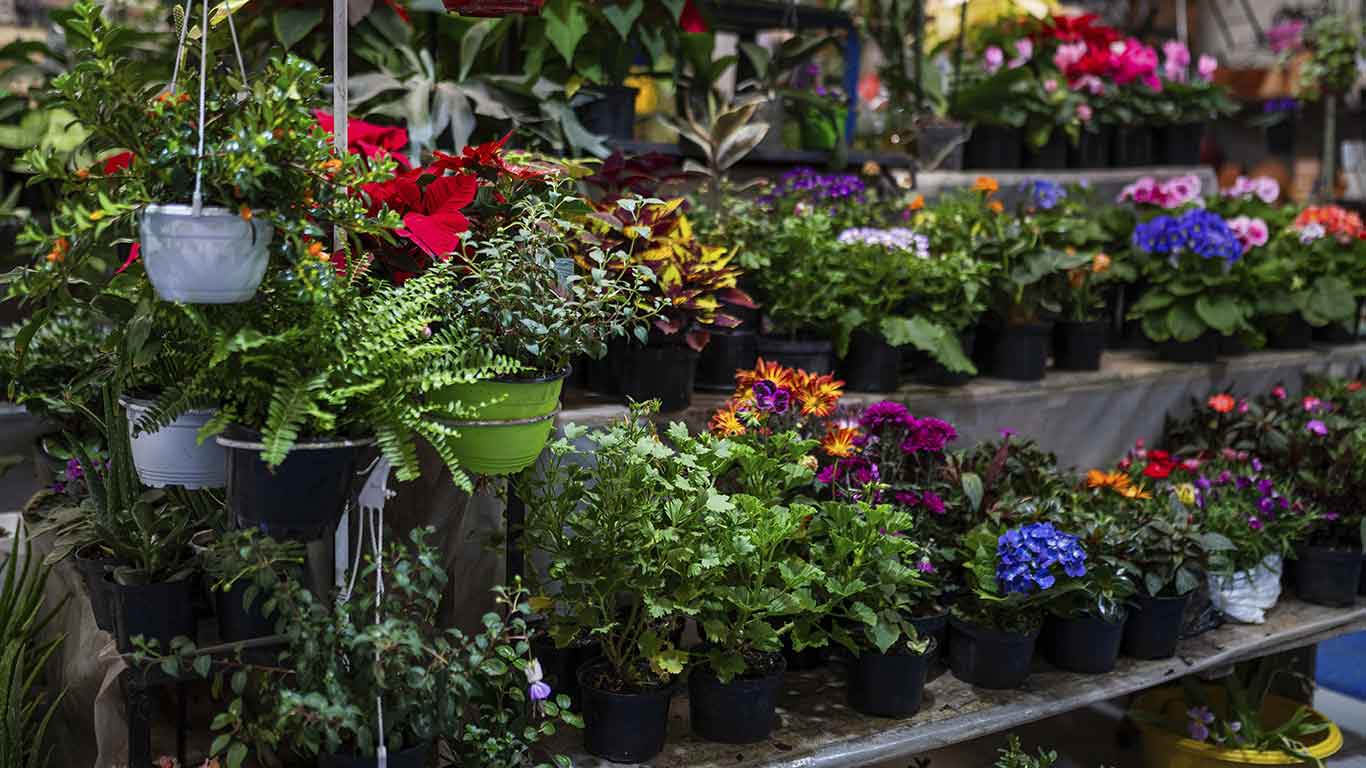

{"left": 1133, "top": 686, "right": 1343, "bottom": 767}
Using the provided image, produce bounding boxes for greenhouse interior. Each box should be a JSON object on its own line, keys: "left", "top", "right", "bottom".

{"left": 4, "top": 0, "right": 1366, "bottom": 766}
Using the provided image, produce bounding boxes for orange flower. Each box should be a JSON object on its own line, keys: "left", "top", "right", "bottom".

{"left": 1121, "top": 484, "right": 1153, "bottom": 500}
{"left": 1067, "top": 267, "right": 1087, "bottom": 290}
{"left": 1092, "top": 253, "right": 1111, "bottom": 274}
{"left": 972, "top": 176, "right": 999, "bottom": 195}
{"left": 733, "top": 357, "right": 796, "bottom": 398}
{"left": 709, "top": 402, "right": 746, "bottom": 437}
{"left": 909, "top": 194, "right": 925, "bottom": 211}
{"left": 821, "top": 427, "right": 859, "bottom": 458}
{"left": 988, "top": 200, "right": 1004, "bottom": 214}
{"left": 320, "top": 157, "right": 343, "bottom": 173}
{"left": 1086, "top": 469, "right": 1131, "bottom": 492}
{"left": 75, "top": 167, "right": 90, "bottom": 180}
{"left": 795, "top": 372, "right": 845, "bottom": 417}
{"left": 1207, "top": 394, "right": 1236, "bottom": 414}
{"left": 305, "top": 240, "right": 328, "bottom": 261}
{"left": 46, "top": 237, "right": 69, "bottom": 264}
{"left": 239, "top": 205, "right": 253, "bottom": 221}
{"left": 1348, "top": 381, "right": 1363, "bottom": 392}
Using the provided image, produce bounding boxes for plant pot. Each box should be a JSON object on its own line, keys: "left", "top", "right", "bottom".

{"left": 577, "top": 660, "right": 674, "bottom": 763}
{"left": 756, "top": 335, "right": 835, "bottom": 375}
{"left": 1217, "top": 334, "right": 1251, "bottom": 356}
{"left": 430, "top": 371, "right": 566, "bottom": 477}
{"left": 1112, "top": 126, "right": 1155, "bottom": 167}
{"left": 1294, "top": 545, "right": 1362, "bottom": 607}
{"left": 578, "top": 354, "right": 617, "bottom": 396}
{"left": 948, "top": 616, "right": 1039, "bottom": 689}
{"left": 1266, "top": 314, "right": 1313, "bottom": 350}
{"left": 1312, "top": 321, "right": 1357, "bottom": 344}
{"left": 1122, "top": 592, "right": 1191, "bottom": 660}
{"left": 532, "top": 633, "right": 602, "bottom": 711}
{"left": 219, "top": 431, "right": 371, "bottom": 541}
{"left": 1159, "top": 123, "right": 1205, "bottom": 166}
{"left": 319, "top": 742, "right": 430, "bottom": 768}
{"left": 614, "top": 339, "right": 699, "bottom": 412}
{"left": 847, "top": 642, "right": 934, "bottom": 718}
{"left": 909, "top": 610, "right": 949, "bottom": 669}
{"left": 1052, "top": 320, "right": 1106, "bottom": 371}
{"left": 1042, "top": 612, "right": 1126, "bottom": 674}
{"left": 1157, "top": 333, "right": 1218, "bottom": 364}
{"left": 214, "top": 579, "right": 277, "bottom": 643}
{"left": 74, "top": 545, "right": 116, "bottom": 632}
{"left": 1069, "top": 127, "right": 1112, "bottom": 168}
{"left": 1133, "top": 686, "right": 1343, "bottom": 767}
{"left": 840, "top": 329, "right": 901, "bottom": 392}
{"left": 119, "top": 397, "right": 226, "bottom": 489}
{"left": 1360, "top": 552, "right": 1366, "bottom": 596}
{"left": 108, "top": 574, "right": 196, "bottom": 653}
{"left": 139, "top": 204, "right": 273, "bottom": 304}
{"left": 688, "top": 655, "right": 785, "bottom": 744}
{"left": 917, "top": 120, "right": 966, "bottom": 171}
{"left": 1266, "top": 118, "right": 1296, "bottom": 156}
{"left": 963, "top": 124, "right": 1022, "bottom": 170}
{"left": 781, "top": 634, "right": 828, "bottom": 671}
{"left": 1023, "top": 133, "right": 1067, "bottom": 170}
{"left": 985, "top": 322, "right": 1052, "bottom": 381}
{"left": 908, "top": 329, "right": 976, "bottom": 387}
{"left": 575, "top": 85, "right": 639, "bottom": 141}
{"left": 695, "top": 329, "right": 757, "bottom": 392}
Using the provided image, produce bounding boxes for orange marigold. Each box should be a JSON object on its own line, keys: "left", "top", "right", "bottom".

{"left": 821, "top": 427, "right": 860, "bottom": 458}
{"left": 972, "top": 176, "right": 1000, "bottom": 195}
{"left": 988, "top": 200, "right": 1004, "bottom": 214}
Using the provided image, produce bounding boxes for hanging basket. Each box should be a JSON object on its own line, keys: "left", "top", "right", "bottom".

{"left": 443, "top": 0, "right": 545, "bottom": 16}
{"left": 431, "top": 371, "right": 566, "bottom": 477}
{"left": 140, "top": 205, "right": 273, "bottom": 304}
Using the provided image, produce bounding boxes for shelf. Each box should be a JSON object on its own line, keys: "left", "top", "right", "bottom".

{"left": 606, "top": 139, "right": 917, "bottom": 170}
{"left": 553, "top": 599, "right": 1366, "bottom": 768}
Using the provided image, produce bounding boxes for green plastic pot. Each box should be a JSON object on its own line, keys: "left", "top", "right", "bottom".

{"left": 433, "top": 371, "right": 566, "bottom": 476}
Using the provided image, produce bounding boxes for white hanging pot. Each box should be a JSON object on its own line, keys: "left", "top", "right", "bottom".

{"left": 120, "top": 396, "right": 226, "bottom": 489}
{"left": 139, "top": 204, "right": 272, "bottom": 304}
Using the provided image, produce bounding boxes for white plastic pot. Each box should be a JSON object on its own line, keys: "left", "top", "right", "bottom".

{"left": 1209, "top": 554, "right": 1283, "bottom": 624}
{"left": 121, "top": 397, "right": 226, "bottom": 489}
{"left": 139, "top": 204, "right": 273, "bottom": 304}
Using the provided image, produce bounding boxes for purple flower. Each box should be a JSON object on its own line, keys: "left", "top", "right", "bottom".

{"left": 817, "top": 463, "right": 839, "bottom": 484}
{"left": 921, "top": 490, "right": 946, "bottom": 515}
{"left": 1248, "top": 516, "right": 1263, "bottom": 531}
{"left": 1250, "top": 458, "right": 1263, "bottom": 473}
{"left": 1257, "top": 496, "right": 1276, "bottom": 515}
{"left": 1306, "top": 419, "right": 1328, "bottom": 436}
{"left": 894, "top": 490, "right": 920, "bottom": 507}
{"left": 1187, "top": 707, "right": 1214, "bottom": 742}
{"left": 983, "top": 45, "right": 1005, "bottom": 73}
{"left": 903, "top": 417, "right": 958, "bottom": 454}
{"left": 917, "top": 558, "right": 936, "bottom": 574}
{"left": 752, "top": 381, "right": 791, "bottom": 414}
{"left": 999, "top": 428, "right": 1017, "bottom": 438}
{"left": 859, "top": 401, "right": 911, "bottom": 432}
{"left": 1256, "top": 478, "right": 1274, "bottom": 497}
{"left": 529, "top": 681, "right": 552, "bottom": 702}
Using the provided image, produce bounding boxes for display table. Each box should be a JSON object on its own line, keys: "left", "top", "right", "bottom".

{"left": 555, "top": 599, "right": 1366, "bottom": 768}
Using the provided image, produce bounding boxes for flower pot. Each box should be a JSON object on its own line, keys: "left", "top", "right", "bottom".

{"left": 139, "top": 204, "right": 273, "bottom": 304}
{"left": 1052, "top": 320, "right": 1106, "bottom": 371}
{"left": 576, "top": 84, "right": 639, "bottom": 141}
{"left": 1266, "top": 119, "right": 1296, "bottom": 156}
{"left": 430, "top": 371, "right": 566, "bottom": 477}
{"left": 1157, "top": 333, "right": 1218, "bottom": 364}
{"left": 1360, "top": 552, "right": 1366, "bottom": 596}
{"left": 578, "top": 354, "right": 617, "bottom": 397}
{"left": 781, "top": 634, "right": 828, "bottom": 671}
{"left": 108, "top": 574, "right": 196, "bottom": 653}
{"left": 1069, "top": 127, "right": 1112, "bottom": 168}
{"left": 74, "top": 545, "right": 116, "bottom": 633}
{"left": 1209, "top": 555, "right": 1283, "bottom": 624}
{"left": 1042, "top": 612, "right": 1126, "bottom": 674}
{"left": 1111, "top": 126, "right": 1155, "bottom": 167}
{"left": 918, "top": 120, "right": 966, "bottom": 171}
{"left": 985, "top": 322, "right": 1052, "bottom": 382}
{"left": 614, "top": 339, "right": 699, "bottom": 412}
{"left": 847, "top": 642, "right": 934, "bottom": 718}
{"left": 1159, "top": 123, "right": 1205, "bottom": 166}
{"left": 1266, "top": 314, "right": 1313, "bottom": 350}
{"left": 910, "top": 610, "right": 949, "bottom": 670}
{"left": 1133, "top": 686, "right": 1343, "bottom": 768}
{"left": 1122, "top": 592, "right": 1192, "bottom": 660}
{"left": 1217, "top": 334, "right": 1251, "bottom": 357}
{"left": 120, "top": 397, "right": 226, "bottom": 489}
{"left": 840, "top": 329, "right": 901, "bottom": 392}
{"left": 1023, "top": 133, "right": 1068, "bottom": 170}
{"left": 963, "top": 124, "right": 1022, "bottom": 170}
{"left": 214, "top": 579, "right": 277, "bottom": 643}
{"left": 948, "top": 616, "right": 1039, "bottom": 689}
{"left": 756, "top": 336, "right": 835, "bottom": 375}
{"left": 695, "top": 329, "right": 757, "bottom": 392}
{"left": 319, "top": 742, "right": 430, "bottom": 768}
{"left": 219, "top": 431, "right": 371, "bottom": 541}
{"left": 688, "top": 655, "right": 785, "bottom": 744}
{"left": 1294, "top": 545, "right": 1362, "bottom": 608}
{"left": 908, "top": 329, "right": 976, "bottom": 387}
{"left": 532, "top": 633, "right": 602, "bottom": 711}
{"left": 1312, "top": 321, "right": 1357, "bottom": 344}
{"left": 577, "top": 660, "right": 675, "bottom": 763}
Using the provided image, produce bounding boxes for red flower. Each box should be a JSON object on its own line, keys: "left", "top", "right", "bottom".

{"left": 1207, "top": 394, "right": 1236, "bottom": 414}
{"left": 115, "top": 242, "right": 140, "bottom": 275}
{"left": 363, "top": 168, "right": 477, "bottom": 260}
{"left": 1143, "top": 449, "right": 1177, "bottom": 479}
{"left": 103, "top": 151, "right": 134, "bottom": 175}
{"left": 382, "top": 0, "right": 410, "bottom": 22}
{"left": 679, "top": 0, "right": 707, "bottom": 33}
{"left": 314, "top": 110, "right": 411, "bottom": 169}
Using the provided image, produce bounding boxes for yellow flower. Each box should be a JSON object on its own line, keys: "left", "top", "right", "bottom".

{"left": 973, "top": 176, "right": 1000, "bottom": 195}
{"left": 1092, "top": 252, "right": 1111, "bottom": 274}
{"left": 1175, "top": 483, "right": 1197, "bottom": 506}
{"left": 89, "top": 210, "right": 105, "bottom": 221}
{"left": 708, "top": 403, "right": 746, "bottom": 437}
{"left": 821, "top": 427, "right": 860, "bottom": 458}
{"left": 1122, "top": 484, "right": 1153, "bottom": 500}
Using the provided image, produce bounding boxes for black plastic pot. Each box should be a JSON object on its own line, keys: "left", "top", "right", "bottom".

{"left": 781, "top": 635, "right": 828, "bottom": 671}
{"left": 220, "top": 432, "right": 370, "bottom": 541}
{"left": 909, "top": 329, "right": 977, "bottom": 387}
{"left": 841, "top": 330, "right": 902, "bottom": 392}
{"left": 1023, "top": 133, "right": 1067, "bottom": 170}
{"left": 1267, "top": 314, "right": 1313, "bottom": 350}
{"left": 948, "top": 616, "right": 1039, "bottom": 689}
{"left": 756, "top": 335, "right": 835, "bottom": 375}
{"left": 1217, "top": 334, "right": 1251, "bottom": 357}
{"left": 847, "top": 642, "right": 934, "bottom": 718}
{"left": 963, "top": 124, "right": 1022, "bottom": 170}
{"left": 695, "top": 329, "right": 757, "bottom": 392}
{"left": 1112, "top": 126, "right": 1155, "bottom": 167}
{"left": 579, "top": 354, "right": 617, "bottom": 396}
{"left": 319, "top": 742, "right": 429, "bottom": 768}
{"left": 1159, "top": 123, "right": 1205, "bottom": 166}
{"left": 576, "top": 85, "right": 639, "bottom": 141}
{"left": 910, "top": 610, "right": 949, "bottom": 668}
{"left": 688, "top": 655, "right": 785, "bottom": 744}
{"left": 918, "top": 120, "right": 967, "bottom": 171}
{"left": 74, "top": 545, "right": 116, "bottom": 633}
{"left": 1069, "top": 127, "right": 1112, "bottom": 168}
{"left": 1122, "top": 592, "right": 1191, "bottom": 660}
{"left": 1266, "top": 119, "right": 1295, "bottom": 156}
{"left": 578, "top": 661, "right": 675, "bottom": 763}
{"left": 615, "top": 339, "right": 699, "bottom": 412}
{"left": 215, "top": 580, "right": 277, "bottom": 643}
{"left": 109, "top": 575, "right": 196, "bottom": 653}
{"left": 1359, "top": 553, "right": 1366, "bottom": 596}
{"left": 532, "top": 633, "right": 602, "bottom": 711}
{"left": 1052, "top": 320, "right": 1106, "bottom": 371}
{"left": 1294, "top": 545, "right": 1363, "bottom": 607}
{"left": 1312, "top": 321, "right": 1358, "bottom": 344}
{"left": 985, "top": 323, "right": 1052, "bottom": 381}
{"left": 1156, "top": 333, "right": 1217, "bottom": 364}
{"left": 1042, "top": 612, "right": 1126, "bottom": 674}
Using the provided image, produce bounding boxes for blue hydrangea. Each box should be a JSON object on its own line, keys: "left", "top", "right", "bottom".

{"left": 996, "top": 522, "right": 1087, "bottom": 594}
{"left": 1131, "top": 209, "right": 1243, "bottom": 265}
{"left": 1025, "top": 180, "right": 1066, "bottom": 210}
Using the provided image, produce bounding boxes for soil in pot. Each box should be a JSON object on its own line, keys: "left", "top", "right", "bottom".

{"left": 614, "top": 338, "right": 700, "bottom": 412}
{"left": 1052, "top": 320, "right": 1106, "bottom": 371}
{"left": 695, "top": 328, "right": 757, "bottom": 392}
{"left": 984, "top": 322, "right": 1052, "bottom": 381}
{"left": 1218, "top": 333, "right": 1251, "bottom": 356}
{"left": 1158, "top": 123, "right": 1204, "bottom": 166}
{"left": 1156, "top": 333, "right": 1218, "bottom": 364}
{"left": 109, "top": 574, "right": 196, "bottom": 653}
{"left": 756, "top": 335, "right": 835, "bottom": 375}
{"left": 577, "top": 660, "right": 675, "bottom": 763}
{"left": 319, "top": 741, "right": 429, "bottom": 768}
{"left": 688, "top": 654, "right": 786, "bottom": 744}
{"left": 1069, "top": 127, "right": 1112, "bottom": 168}
{"left": 432, "top": 371, "right": 566, "bottom": 477}
{"left": 847, "top": 640, "right": 935, "bottom": 718}
{"left": 963, "top": 124, "right": 1023, "bottom": 170}
{"left": 121, "top": 397, "right": 226, "bottom": 489}
{"left": 1042, "top": 611, "right": 1127, "bottom": 674}
{"left": 1023, "top": 133, "right": 1068, "bottom": 170}
{"left": 1122, "top": 592, "right": 1191, "bottom": 660}
{"left": 532, "top": 632, "right": 602, "bottom": 711}
{"left": 1294, "top": 545, "right": 1363, "bottom": 607}
{"left": 948, "top": 615, "right": 1039, "bottom": 689}
{"left": 1266, "top": 314, "right": 1314, "bottom": 350}
{"left": 1111, "top": 126, "right": 1155, "bottom": 167}
{"left": 74, "top": 545, "right": 116, "bottom": 632}
{"left": 220, "top": 432, "right": 370, "bottom": 541}
{"left": 575, "top": 85, "right": 639, "bottom": 141}
{"left": 841, "top": 329, "right": 902, "bottom": 392}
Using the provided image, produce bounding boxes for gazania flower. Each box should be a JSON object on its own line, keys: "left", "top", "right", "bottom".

{"left": 734, "top": 358, "right": 796, "bottom": 399}
{"left": 821, "top": 427, "right": 860, "bottom": 458}
{"left": 1207, "top": 393, "right": 1236, "bottom": 413}
{"left": 709, "top": 403, "right": 747, "bottom": 437}
{"left": 1086, "top": 469, "right": 1132, "bottom": 492}
{"left": 1121, "top": 484, "right": 1153, "bottom": 500}
{"left": 972, "top": 176, "right": 1000, "bottom": 195}
{"left": 795, "top": 373, "right": 845, "bottom": 417}
{"left": 909, "top": 194, "right": 925, "bottom": 211}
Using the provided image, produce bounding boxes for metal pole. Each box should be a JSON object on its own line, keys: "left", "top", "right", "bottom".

{"left": 333, "top": 0, "right": 348, "bottom": 155}
{"left": 1176, "top": 0, "right": 1188, "bottom": 46}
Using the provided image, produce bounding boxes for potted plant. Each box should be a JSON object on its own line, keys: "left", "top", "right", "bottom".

{"left": 829, "top": 227, "right": 929, "bottom": 392}
{"left": 1284, "top": 207, "right": 1366, "bottom": 343}
{"left": 1265, "top": 206, "right": 1366, "bottom": 348}
{"left": 993, "top": 735, "right": 1059, "bottom": 768}
{"left": 1154, "top": 43, "right": 1234, "bottom": 165}
{"left": 951, "top": 515, "right": 1088, "bottom": 689}
{"left": 949, "top": 35, "right": 1036, "bottom": 170}
{"left": 200, "top": 528, "right": 304, "bottom": 643}
{"left": 810, "top": 500, "right": 937, "bottom": 718}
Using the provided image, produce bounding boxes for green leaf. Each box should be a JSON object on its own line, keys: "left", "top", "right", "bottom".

{"left": 1166, "top": 302, "right": 1207, "bottom": 342}
{"left": 193, "top": 654, "right": 211, "bottom": 678}
{"left": 458, "top": 20, "right": 497, "bottom": 81}
{"left": 1193, "top": 294, "right": 1241, "bottom": 335}
{"left": 880, "top": 316, "right": 975, "bottom": 374}
{"left": 542, "top": 0, "right": 589, "bottom": 66}
{"left": 600, "top": 0, "right": 643, "bottom": 40}
{"left": 273, "top": 8, "right": 322, "bottom": 50}
{"left": 868, "top": 618, "right": 901, "bottom": 654}
{"left": 961, "top": 472, "right": 984, "bottom": 512}
{"left": 227, "top": 742, "right": 248, "bottom": 768}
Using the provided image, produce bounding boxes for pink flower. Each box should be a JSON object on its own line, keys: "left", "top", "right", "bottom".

{"left": 1008, "top": 39, "right": 1034, "bottom": 69}
{"left": 1114, "top": 39, "right": 1162, "bottom": 91}
{"left": 1228, "top": 216, "right": 1270, "bottom": 252}
{"left": 1162, "top": 40, "right": 1190, "bottom": 82}
{"left": 1271, "top": 386, "right": 1287, "bottom": 400}
{"left": 1254, "top": 177, "right": 1280, "bottom": 203}
{"left": 984, "top": 46, "right": 1005, "bottom": 73}
{"left": 1267, "top": 20, "right": 1304, "bottom": 54}
{"left": 1161, "top": 174, "right": 1202, "bottom": 206}
{"left": 1238, "top": 399, "right": 1250, "bottom": 414}
{"left": 1055, "top": 42, "right": 1087, "bottom": 72}
{"left": 1076, "top": 75, "right": 1105, "bottom": 95}
{"left": 1119, "top": 176, "right": 1160, "bottom": 204}
{"left": 1197, "top": 55, "right": 1218, "bottom": 80}
{"left": 1303, "top": 396, "right": 1323, "bottom": 412}
{"left": 1043, "top": 78, "right": 1059, "bottom": 94}
{"left": 1076, "top": 102, "right": 1093, "bottom": 122}
{"left": 1306, "top": 420, "right": 1328, "bottom": 436}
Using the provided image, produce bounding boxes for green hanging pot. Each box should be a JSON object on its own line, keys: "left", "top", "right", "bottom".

{"left": 431, "top": 370, "right": 567, "bottom": 477}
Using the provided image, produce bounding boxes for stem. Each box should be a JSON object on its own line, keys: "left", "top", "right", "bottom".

{"left": 1320, "top": 94, "right": 1338, "bottom": 203}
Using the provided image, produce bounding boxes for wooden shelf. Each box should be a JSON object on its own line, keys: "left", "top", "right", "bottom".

{"left": 553, "top": 599, "right": 1366, "bottom": 768}
{"left": 606, "top": 139, "right": 917, "bottom": 170}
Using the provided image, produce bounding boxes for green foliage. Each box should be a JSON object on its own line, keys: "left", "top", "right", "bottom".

{"left": 1128, "top": 250, "right": 1255, "bottom": 344}
{"left": 994, "top": 735, "right": 1058, "bottom": 768}
{"left": 756, "top": 211, "right": 857, "bottom": 337}
{"left": 1297, "top": 16, "right": 1363, "bottom": 99}
{"left": 199, "top": 529, "right": 305, "bottom": 624}
{"left": 1124, "top": 495, "right": 1232, "bottom": 598}
{"left": 0, "top": 304, "right": 108, "bottom": 435}
{"left": 0, "top": 526, "right": 66, "bottom": 768}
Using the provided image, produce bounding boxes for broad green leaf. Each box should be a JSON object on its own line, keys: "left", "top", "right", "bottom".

{"left": 273, "top": 8, "right": 322, "bottom": 50}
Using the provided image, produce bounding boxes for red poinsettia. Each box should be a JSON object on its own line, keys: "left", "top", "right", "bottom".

{"left": 1037, "top": 13, "right": 1119, "bottom": 47}
{"left": 103, "top": 151, "right": 134, "bottom": 175}
{"left": 314, "top": 110, "right": 411, "bottom": 169}
{"left": 430, "top": 131, "right": 549, "bottom": 183}
{"left": 679, "top": 0, "right": 707, "bottom": 33}
{"left": 362, "top": 166, "right": 477, "bottom": 263}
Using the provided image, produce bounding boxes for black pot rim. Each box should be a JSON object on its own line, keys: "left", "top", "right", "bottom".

{"left": 577, "top": 659, "right": 676, "bottom": 699}
{"left": 1048, "top": 609, "right": 1128, "bottom": 626}
{"left": 1133, "top": 590, "right": 1193, "bottom": 604}
{"left": 949, "top": 614, "right": 1041, "bottom": 641}
{"left": 692, "top": 652, "right": 788, "bottom": 683}
{"left": 1296, "top": 544, "right": 1364, "bottom": 560}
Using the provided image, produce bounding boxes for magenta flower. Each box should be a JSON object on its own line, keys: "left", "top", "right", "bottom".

{"left": 921, "top": 490, "right": 946, "bottom": 515}
{"left": 1197, "top": 54, "right": 1218, "bottom": 80}
{"left": 1306, "top": 419, "right": 1328, "bottom": 436}
{"left": 983, "top": 46, "right": 1005, "bottom": 73}
{"left": 1248, "top": 516, "right": 1263, "bottom": 531}
{"left": 1076, "top": 103, "right": 1094, "bottom": 122}
{"left": 859, "top": 401, "right": 912, "bottom": 432}
{"left": 1008, "top": 39, "right": 1033, "bottom": 69}
{"left": 1114, "top": 38, "right": 1162, "bottom": 91}
{"left": 917, "top": 558, "right": 936, "bottom": 574}
{"left": 1162, "top": 40, "right": 1190, "bottom": 82}
{"left": 895, "top": 490, "right": 920, "bottom": 507}
{"left": 1271, "top": 386, "right": 1287, "bottom": 400}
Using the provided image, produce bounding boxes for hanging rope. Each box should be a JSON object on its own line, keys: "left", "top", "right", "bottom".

{"left": 348, "top": 457, "right": 395, "bottom": 768}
